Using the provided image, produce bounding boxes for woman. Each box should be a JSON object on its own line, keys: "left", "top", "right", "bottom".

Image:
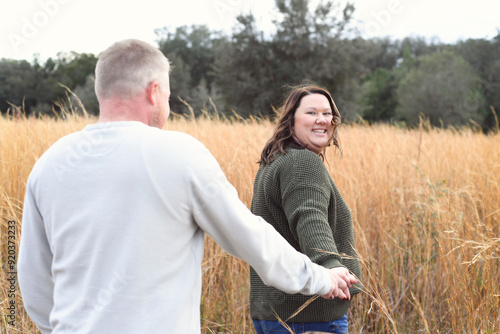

{"left": 250, "top": 84, "right": 362, "bottom": 334}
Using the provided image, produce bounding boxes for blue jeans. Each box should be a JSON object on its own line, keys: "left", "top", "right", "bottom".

{"left": 252, "top": 314, "right": 348, "bottom": 334}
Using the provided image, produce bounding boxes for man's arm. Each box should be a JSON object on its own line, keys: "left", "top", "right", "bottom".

{"left": 18, "top": 180, "right": 54, "bottom": 334}
{"left": 187, "top": 144, "right": 333, "bottom": 297}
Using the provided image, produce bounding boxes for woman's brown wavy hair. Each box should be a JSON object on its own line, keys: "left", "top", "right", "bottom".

{"left": 258, "top": 84, "right": 342, "bottom": 166}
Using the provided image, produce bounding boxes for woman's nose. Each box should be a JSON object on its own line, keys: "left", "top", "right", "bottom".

{"left": 316, "top": 114, "right": 327, "bottom": 123}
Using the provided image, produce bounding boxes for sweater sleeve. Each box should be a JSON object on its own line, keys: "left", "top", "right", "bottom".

{"left": 188, "top": 143, "right": 332, "bottom": 296}
{"left": 18, "top": 177, "right": 54, "bottom": 334}
{"left": 281, "top": 150, "right": 344, "bottom": 269}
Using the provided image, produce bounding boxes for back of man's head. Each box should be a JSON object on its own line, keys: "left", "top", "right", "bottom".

{"left": 94, "top": 39, "right": 171, "bottom": 101}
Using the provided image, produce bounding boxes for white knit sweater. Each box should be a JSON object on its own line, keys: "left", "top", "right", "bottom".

{"left": 18, "top": 121, "right": 331, "bottom": 334}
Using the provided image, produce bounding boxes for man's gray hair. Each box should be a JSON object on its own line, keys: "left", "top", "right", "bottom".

{"left": 95, "top": 39, "right": 171, "bottom": 100}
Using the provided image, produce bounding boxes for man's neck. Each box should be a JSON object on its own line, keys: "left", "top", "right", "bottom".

{"left": 97, "top": 97, "right": 151, "bottom": 125}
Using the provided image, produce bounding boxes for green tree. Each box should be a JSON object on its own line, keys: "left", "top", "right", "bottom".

{"left": 29, "top": 53, "right": 95, "bottom": 114}
{"left": 213, "top": 14, "right": 277, "bottom": 117}
{"left": 360, "top": 68, "right": 397, "bottom": 121}
{"left": 214, "top": 0, "right": 363, "bottom": 118}
{"left": 156, "top": 25, "right": 223, "bottom": 115}
{"left": 399, "top": 36, "right": 443, "bottom": 59}
{"left": 46, "top": 52, "right": 98, "bottom": 90}
{"left": 72, "top": 75, "right": 99, "bottom": 115}
{"left": 271, "top": 0, "right": 359, "bottom": 91}
{"left": 396, "top": 50, "right": 486, "bottom": 127}
{"left": 0, "top": 59, "right": 37, "bottom": 113}
{"left": 454, "top": 35, "right": 500, "bottom": 129}
{"left": 358, "top": 44, "right": 419, "bottom": 123}
{"left": 359, "top": 37, "right": 400, "bottom": 72}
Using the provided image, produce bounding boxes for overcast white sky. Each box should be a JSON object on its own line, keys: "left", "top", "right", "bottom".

{"left": 1, "top": 0, "right": 499, "bottom": 61}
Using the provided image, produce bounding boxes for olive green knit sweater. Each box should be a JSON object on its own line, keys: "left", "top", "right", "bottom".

{"left": 249, "top": 148, "right": 362, "bottom": 322}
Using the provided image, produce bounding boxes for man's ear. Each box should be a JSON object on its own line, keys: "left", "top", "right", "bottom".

{"left": 146, "top": 81, "right": 160, "bottom": 105}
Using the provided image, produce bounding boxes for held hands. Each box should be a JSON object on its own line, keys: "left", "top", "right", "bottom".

{"left": 321, "top": 267, "right": 358, "bottom": 301}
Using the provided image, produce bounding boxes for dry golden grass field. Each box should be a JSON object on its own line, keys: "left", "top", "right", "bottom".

{"left": 1, "top": 107, "right": 499, "bottom": 333}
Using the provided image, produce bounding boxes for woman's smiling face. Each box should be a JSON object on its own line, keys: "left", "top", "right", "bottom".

{"left": 293, "top": 93, "right": 334, "bottom": 155}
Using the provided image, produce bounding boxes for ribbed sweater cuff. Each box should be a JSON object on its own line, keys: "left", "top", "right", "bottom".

{"left": 321, "top": 257, "right": 343, "bottom": 269}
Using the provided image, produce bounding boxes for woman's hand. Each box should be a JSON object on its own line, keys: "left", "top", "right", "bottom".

{"left": 321, "top": 267, "right": 358, "bottom": 300}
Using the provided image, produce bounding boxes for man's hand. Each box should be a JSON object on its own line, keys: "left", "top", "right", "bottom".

{"left": 321, "top": 267, "right": 358, "bottom": 301}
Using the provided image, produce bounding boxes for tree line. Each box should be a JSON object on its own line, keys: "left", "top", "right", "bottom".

{"left": 1, "top": 0, "right": 499, "bottom": 130}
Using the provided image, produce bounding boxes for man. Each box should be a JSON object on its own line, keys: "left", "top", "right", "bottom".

{"left": 18, "top": 39, "right": 357, "bottom": 333}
